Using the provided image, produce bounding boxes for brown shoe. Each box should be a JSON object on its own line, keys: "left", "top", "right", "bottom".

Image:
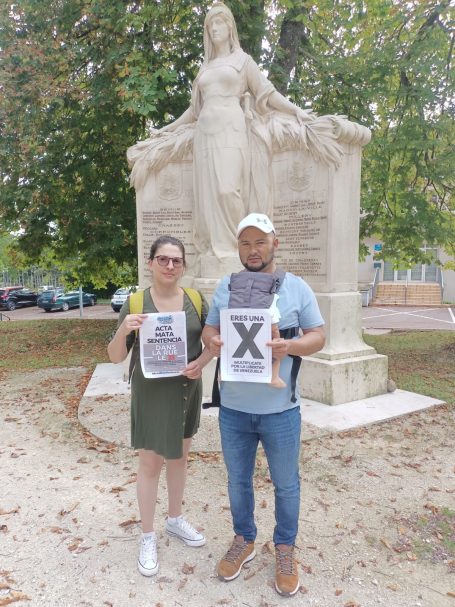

{"left": 217, "top": 535, "right": 256, "bottom": 581}
{"left": 275, "top": 545, "right": 299, "bottom": 596}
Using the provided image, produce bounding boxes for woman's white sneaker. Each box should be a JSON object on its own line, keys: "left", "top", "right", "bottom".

{"left": 137, "top": 533, "right": 159, "bottom": 576}
{"left": 166, "top": 516, "right": 206, "bottom": 547}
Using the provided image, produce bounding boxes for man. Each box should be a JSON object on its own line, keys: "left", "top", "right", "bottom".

{"left": 202, "top": 212, "right": 325, "bottom": 597}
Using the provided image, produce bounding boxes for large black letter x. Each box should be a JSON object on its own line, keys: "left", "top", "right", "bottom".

{"left": 232, "top": 322, "right": 263, "bottom": 359}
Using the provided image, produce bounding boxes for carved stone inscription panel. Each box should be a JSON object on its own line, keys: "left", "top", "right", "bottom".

{"left": 138, "top": 162, "right": 195, "bottom": 283}
{"left": 272, "top": 151, "right": 329, "bottom": 286}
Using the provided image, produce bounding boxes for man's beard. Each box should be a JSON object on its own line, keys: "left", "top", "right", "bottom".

{"left": 243, "top": 253, "right": 274, "bottom": 272}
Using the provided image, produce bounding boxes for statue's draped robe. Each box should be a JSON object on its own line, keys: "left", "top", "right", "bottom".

{"left": 191, "top": 49, "right": 275, "bottom": 258}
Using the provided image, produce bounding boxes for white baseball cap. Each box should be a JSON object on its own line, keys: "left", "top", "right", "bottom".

{"left": 236, "top": 213, "right": 275, "bottom": 237}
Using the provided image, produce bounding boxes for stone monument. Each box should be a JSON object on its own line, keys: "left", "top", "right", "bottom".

{"left": 127, "top": 2, "right": 388, "bottom": 406}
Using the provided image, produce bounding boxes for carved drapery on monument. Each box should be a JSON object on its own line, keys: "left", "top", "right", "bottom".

{"left": 127, "top": 113, "right": 347, "bottom": 285}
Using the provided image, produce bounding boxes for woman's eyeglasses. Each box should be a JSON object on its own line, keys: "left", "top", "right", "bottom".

{"left": 153, "top": 255, "right": 184, "bottom": 268}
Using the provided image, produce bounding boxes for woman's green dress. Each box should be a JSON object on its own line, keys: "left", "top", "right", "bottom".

{"left": 117, "top": 288, "right": 208, "bottom": 459}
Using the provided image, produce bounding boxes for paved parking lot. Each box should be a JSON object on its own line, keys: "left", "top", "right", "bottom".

{"left": 362, "top": 305, "right": 455, "bottom": 331}
{"left": 2, "top": 302, "right": 454, "bottom": 330}
{"left": 0, "top": 303, "right": 117, "bottom": 321}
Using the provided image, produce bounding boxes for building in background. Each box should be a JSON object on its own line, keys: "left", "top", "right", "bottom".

{"left": 358, "top": 238, "right": 455, "bottom": 306}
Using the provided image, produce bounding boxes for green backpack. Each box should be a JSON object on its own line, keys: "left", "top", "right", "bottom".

{"left": 129, "top": 287, "right": 202, "bottom": 321}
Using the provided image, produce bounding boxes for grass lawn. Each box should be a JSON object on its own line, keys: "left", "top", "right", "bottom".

{"left": 364, "top": 330, "right": 454, "bottom": 403}
{"left": 1, "top": 321, "right": 453, "bottom": 403}
{"left": 1, "top": 319, "right": 116, "bottom": 371}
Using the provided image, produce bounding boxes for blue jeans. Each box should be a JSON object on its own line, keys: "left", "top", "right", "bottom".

{"left": 219, "top": 405, "right": 301, "bottom": 546}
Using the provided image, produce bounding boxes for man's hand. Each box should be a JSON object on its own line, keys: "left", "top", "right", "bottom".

{"left": 208, "top": 334, "right": 223, "bottom": 357}
{"left": 202, "top": 325, "right": 223, "bottom": 357}
{"left": 267, "top": 337, "right": 289, "bottom": 361}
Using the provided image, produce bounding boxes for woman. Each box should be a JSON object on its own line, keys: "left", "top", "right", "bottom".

{"left": 130, "top": 2, "right": 316, "bottom": 261}
{"left": 107, "top": 235, "right": 213, "bottom": 577}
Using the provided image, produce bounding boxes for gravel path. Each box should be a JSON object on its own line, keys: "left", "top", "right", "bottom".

{"left": 1, "top": 367, "right": 454, "bottom": 607}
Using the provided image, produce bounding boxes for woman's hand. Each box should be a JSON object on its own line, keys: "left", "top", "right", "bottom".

{"left": 121, "top": 313, "right": 148, "bottom": 336}
{"left": 181, "top": 360, "right": 203, "bottom": 380}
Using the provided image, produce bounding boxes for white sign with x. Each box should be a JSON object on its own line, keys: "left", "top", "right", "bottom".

{"left": 220, "top": 308, "right": 272, "bottom": 383}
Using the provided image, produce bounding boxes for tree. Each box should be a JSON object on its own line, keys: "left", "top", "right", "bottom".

{"left": 271, "top": 0, "right": 454, "bottom": 265}
{"left": 0, "top": 1, "right": 209, "bottom": 286}
{"left": 1, "top": 0, "right": 453, "bottom": 281}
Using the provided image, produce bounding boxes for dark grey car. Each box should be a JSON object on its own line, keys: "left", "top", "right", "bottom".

{"left": 0, "top": 288, "right": 38, "bottom": 311}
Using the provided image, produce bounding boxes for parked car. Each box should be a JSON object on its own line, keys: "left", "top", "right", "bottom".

{"left": 0, "top": 287, "right": 38, "bottom": 311}
{"left": 111, "top": 286, "right": 139, "bottom": 312}
{"left": 37, "top": 288, "right": 65, "bottom": 309}
{"left": 38, "top": 285, "right": 57, "bottom": 292}
{"left": 39, "top": 290, "right": 97, "bottom": 312}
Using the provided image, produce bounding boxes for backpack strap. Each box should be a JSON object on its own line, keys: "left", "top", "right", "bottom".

{"left": 127, "top": 289, "right": 144, "bottom": 382}
{"left": 129, "top": 289, "right": 144, "bottom": 337}
{"left": 129, "top": 289, "right": 144, "bottom": 315}
{"left": 274, "top": 267, "right": 286, "bottom": 291}
{"left": 182, "top": 287, "right": 202, "bottom": 322}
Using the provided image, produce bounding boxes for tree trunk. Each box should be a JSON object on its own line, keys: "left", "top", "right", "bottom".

{"left": 269, "top": 4, "right": 309, "bottom": 94}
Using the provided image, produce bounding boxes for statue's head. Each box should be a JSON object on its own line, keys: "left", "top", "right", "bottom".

{"left": 204, "top": 2, "right": 240, "bottom": 61}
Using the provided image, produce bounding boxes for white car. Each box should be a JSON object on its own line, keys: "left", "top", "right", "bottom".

{"left": 110, "top": 287, "right": 139, "bottom": 312}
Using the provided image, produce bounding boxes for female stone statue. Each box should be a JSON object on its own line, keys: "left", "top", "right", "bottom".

{"left": 128, "top": 3, "right": 341, "bottom": 262}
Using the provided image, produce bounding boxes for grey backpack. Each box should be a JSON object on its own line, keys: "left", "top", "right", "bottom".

{"left": 228, "top": 271, "right": 276, "bottom": 309}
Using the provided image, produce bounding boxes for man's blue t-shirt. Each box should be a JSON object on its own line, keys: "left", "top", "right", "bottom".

{"left": 205, "top": 272, "right": 324, "bottom": 414}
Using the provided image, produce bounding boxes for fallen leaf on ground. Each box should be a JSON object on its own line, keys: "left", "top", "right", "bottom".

{"left": 0, "top": 507, "right": 19, "bottom": 516}
{"left": 58, "top": 502, "right": 79, "bottom": 517}
{"left": 261, "top": 540, "right": 274, "bottom": 555}
{"left": 177, "top": 577, "right": 187, "bottom": 591}
{"left": 380, "top": 537, "right": 392, "bottom": 550}
{"left": 119, "top": 518, "right": 139, "bottom": 528}
{"left": 301, "top": 563, "right": 312, "bottom": 574}
{"left": 181, "top": 563, "right": 195, "bottom": 575}
{"left": 0, "top": 591, "right": 31, "bottom": 606}
{"left": 48, "top": 526, "right": 69, "bottom": 534}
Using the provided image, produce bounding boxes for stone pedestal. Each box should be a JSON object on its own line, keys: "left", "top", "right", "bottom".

{"left": 301, "top": 292, "right": 388, "bottom": 404}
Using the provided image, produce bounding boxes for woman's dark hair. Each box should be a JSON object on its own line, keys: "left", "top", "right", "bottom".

{"left": 149, "top": 235, "right": 186, "bottom": 265}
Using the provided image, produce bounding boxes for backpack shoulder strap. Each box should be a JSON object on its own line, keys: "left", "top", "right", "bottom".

{"left": 182, "top": 287, "right": 202, "bottom": 321}
{"left": 129, "top": 289, "right": 144, "bottom": 315}
{"left": 129, "top": 290, "right": 144, "bottom": 339}
{"left": 274, "top": 268, "right": 286, "bottom": 292}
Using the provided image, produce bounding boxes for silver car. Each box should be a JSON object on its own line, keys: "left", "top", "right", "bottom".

{"left": 110, "top": 287, "right": 138, "bottom": 312}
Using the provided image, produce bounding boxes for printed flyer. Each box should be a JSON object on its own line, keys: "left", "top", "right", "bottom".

{"left": 220, "top": 308, "right": 272, "bottom": 383}
{"left": 139, "top": 311, "right": 187, "bottom": 378}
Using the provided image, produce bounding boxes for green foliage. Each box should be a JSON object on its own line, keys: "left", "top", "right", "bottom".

{"left": 0, "top": 1, "right": 207, "bottom": 285}
{"left": 0, "top": 0, "right": 453, "bottom": 279}
{"left": 283, "top": 0, "right": 454, "bottom": 265}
